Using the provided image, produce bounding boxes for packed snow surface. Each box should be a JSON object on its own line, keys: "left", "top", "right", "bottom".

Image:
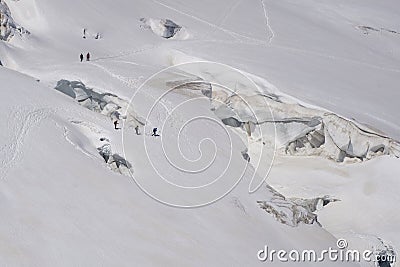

{"left": 0, "top": 0, "right": 399, "bottom": 266}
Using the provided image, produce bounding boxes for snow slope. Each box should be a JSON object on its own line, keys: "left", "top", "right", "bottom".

{"left": 0, "top": 0, "right": 399, "bottom": 266}
{"left": 0, "top": 67, "right": 353, "bottom": 266}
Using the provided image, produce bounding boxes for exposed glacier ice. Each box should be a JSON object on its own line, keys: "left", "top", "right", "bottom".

{"left": 98, "top": 143, "right": 132, "bottom": 175}
{"left": 0, "top": 0, "right": 29, "bottom": 41}
{"left": 203, "top": 82, "right": 400, "bottom": 162}
{"left": 258, "top": 194, "right": 340, "bottom": 227}
{"left": 289, "top": 195, "right": 340, "bottom": 213}
{"left": 257, "top": 190, "right": 318, "bottom": 227}
{"left": 55, "top": 79, "right": 145, "bottom": 130}
{"left": 140, "top": 17, "right": 189, "bottom": 40}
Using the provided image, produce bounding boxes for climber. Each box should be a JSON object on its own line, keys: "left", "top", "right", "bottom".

{"left": 86, "top": 52, "right": 91, "bottom": 61}
{"left": 151, "top": 128, "right": 159, "bottom": 136}
{"left": 114, "top": 120, "right": 119, "bottom": 130}
{"left": 135, "top": 125, "right": 140, "bottom": 135}
{"left": 80, "top": 53, "right": 84, "bottom": 62}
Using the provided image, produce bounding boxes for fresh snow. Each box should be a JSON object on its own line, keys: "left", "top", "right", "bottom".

{"left": 0, "top": 0, "right": 399, "bottom": 266}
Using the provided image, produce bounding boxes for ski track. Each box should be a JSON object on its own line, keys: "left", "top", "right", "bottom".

{"left": 149, "top": 1, "right": 399, "bottom": 74}
{"left": 89, "top": 61, "right": 144, "bottom": 90}
{"left": 106, "top": 60, "right": 148, "bottom": 67}
{"left": 184, "top": 37, "right": 400, "bottom": 74}
{"left": 87, "top": 12, "right": 399, "bottom": 77}
{"left": 88, "top": 61, "right": 183, "bottom": 129}
{"left": 260, "top": 0, "right": 275, "bottom": 45}
{"left": 209, "top": 0, "right": 242, "bottom": 37}
{"left": 92, "top": 45, "right": 158, "bottom": 62}
{"left": 218, "top": 0, "right": 242, "bottom": 28}
{"left": 152, "top": 0, "right": 265, "bottom": 45}
{"left": 269, "top": 43, "right": 400, "bottom": 74}
{"left": 0, "top": 107, "right": 54, "bottom": 179}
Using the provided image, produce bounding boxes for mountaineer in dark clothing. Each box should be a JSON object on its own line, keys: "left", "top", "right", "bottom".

{"left": 152, "top": 128, "right": 159, "bottom": 136}
{"left": 80, "top": 53, "right": 84, "bottom": 62}
{"left": 86, "top": 52, "right": 91, "bottom": 61}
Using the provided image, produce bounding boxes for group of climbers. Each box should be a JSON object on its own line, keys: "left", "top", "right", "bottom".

{"left": 80, "top": 52, "right": 90, "bottom": 62}
{"left": 113, "top": 119, "right": 159, "bottom": 137}
{"left": 79, "top": 29, "right": 159, "bottom": 136}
